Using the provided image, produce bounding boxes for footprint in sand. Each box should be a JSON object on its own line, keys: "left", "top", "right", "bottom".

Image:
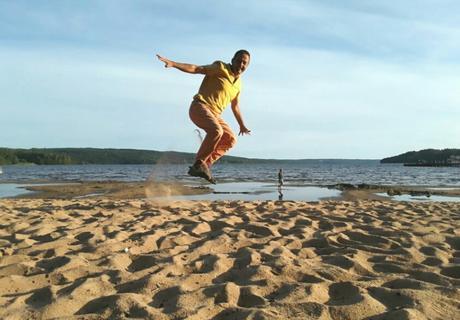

{"left": 151, "top": 286, "right": 181, "bottom": 313}
{"left": 25, "top": 286, "right": 54, "bottom": 308}
{"left": 36, "top": 256, "right": 71, "bottom": 272}
{"left": 326, "top": 282, "right": 363, "bottom": 306}
{"left": 237, "top": 287, "right": 266, "bottom": 308}
{"left": 127, "top": 255, "right": 157, "bottom": 273}
{"left": 367, "top": 286, "right": 416, "bottom": 309}
{"left": 440, "top": 265, "right": 460, "bottom": 279}
{"left": 382, "top": 278, "right": 428, "bottom": 290}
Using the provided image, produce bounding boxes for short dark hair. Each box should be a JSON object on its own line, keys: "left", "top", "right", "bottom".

{"left": 233, "top": 49, "right": 250, "bottom": 59}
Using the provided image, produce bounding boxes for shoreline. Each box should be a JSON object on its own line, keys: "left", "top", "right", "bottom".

{"left": 1, "top": 180, "right": 460, "bottom": 202}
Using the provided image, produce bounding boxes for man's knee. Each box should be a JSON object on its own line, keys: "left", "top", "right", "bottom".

{"left": 222, "top": 132, "right": 236, "bottom": 149}
{"left": 209, "top": 126, "right": 224, "bottom": 139}
{"left": 228, "top": 134, "right": 237, "bottom": 148}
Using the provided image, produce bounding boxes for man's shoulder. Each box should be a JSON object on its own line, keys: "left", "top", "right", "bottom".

{"left": 202, "top": 60, "right": 231, "bottom": 76}
{"left": 211, "top": 60, "right": 228, "bottom": 69}
{"left": 203, "top": 60, "right": 225, "bottom": 72}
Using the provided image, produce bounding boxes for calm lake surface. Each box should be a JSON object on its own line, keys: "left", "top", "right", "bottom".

{"left": 1, "top": 162, "right": 459, "bottom": 200}
{"left": 1, "top": 161, "right": 459, "bottom": 186}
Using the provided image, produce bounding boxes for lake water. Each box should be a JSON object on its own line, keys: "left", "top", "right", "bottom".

{"left": 1, "top": 161, "right": 459, "bottom": 186}
{"left": 1, "top": 162, "right": 459, "bottom": 200}
{"left": 0, "top": 183, "right": 34, "bottom": 198}
{"left": 172, "top": 182, "right": 341, "bottom": 201}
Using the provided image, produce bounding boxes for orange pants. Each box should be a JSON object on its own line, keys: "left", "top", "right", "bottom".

{"left": 189, "top": 101, "right": 236, "bottom": 167}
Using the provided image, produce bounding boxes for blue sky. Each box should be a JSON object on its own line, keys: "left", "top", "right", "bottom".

{"left": 1, "top": 0, "right": 459, "bottom": 159}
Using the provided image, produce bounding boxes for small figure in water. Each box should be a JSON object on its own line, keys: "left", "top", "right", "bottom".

{"left": 278, "top": 169, "right": 284, "bottom": 187}
{"left": 278, "top": 168, "right": 284, "bottom": 200}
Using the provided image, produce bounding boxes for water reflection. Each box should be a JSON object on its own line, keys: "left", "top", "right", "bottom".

{"left": 0, "top": 184, "right": 33, "bottom": 198}
{"left": 173, "top": 182, "right": 341, "bottom": 201}
{"left": 375, "top": 192, "right": 460, "bottom": 202}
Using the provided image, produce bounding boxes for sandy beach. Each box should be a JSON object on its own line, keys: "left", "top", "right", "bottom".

{"left": 1, "top": 196, "right": 459, "bottom": 319}
{"left": 3, "top": 0, "right": 460, "bottom": 318}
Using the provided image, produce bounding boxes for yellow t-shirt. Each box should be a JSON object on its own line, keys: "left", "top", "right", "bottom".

{"left": 193, "top": 61, "right": 241, "bottom": 115}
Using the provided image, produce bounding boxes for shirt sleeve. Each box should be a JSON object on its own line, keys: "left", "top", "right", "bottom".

{"left": 201, "top": 61, "right": 225, "bottom": 76}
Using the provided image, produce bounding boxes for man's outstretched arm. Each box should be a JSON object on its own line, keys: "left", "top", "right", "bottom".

{"left": 231, "top": 95, "right": 251, "bottom": 136}
{"left": 156, "top": 54, "right": 206, "bottom": 74}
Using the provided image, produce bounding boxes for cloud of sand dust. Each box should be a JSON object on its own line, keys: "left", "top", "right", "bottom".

{"left": 145, "top": 175, "right": 173, "bottom": 207}
{"left": 145, "top": 175, "right": 198, "bottom": 210}
{"left": 145, "top": 129, "right": 204, "bottom": 208}
{"left": 145, "top": 162, "right": 178, "bottom": 207}
{"left": 144, "top": 146, "right": 189, "bottom": 207}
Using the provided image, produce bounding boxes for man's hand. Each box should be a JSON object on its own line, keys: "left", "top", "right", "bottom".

{"left": 238, "top": 125, "right": 251, "bottom": 136}
{"left": 156, "top": 54, "right": 204, "bottom": 74}
{"left": 156, "top": 54, "right": 174, "bottom": 68}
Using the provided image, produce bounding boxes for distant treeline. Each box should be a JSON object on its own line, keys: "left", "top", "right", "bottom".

{"left": 381, "top": 148, "right": 460, "bottom": 164}
{"left": 0, "top": 148, "right": 262, "bottom": 165}
{"left": 0, "top": 147, "right": 383, "bottom": 165}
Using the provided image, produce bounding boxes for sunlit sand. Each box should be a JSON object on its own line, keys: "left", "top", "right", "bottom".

{"left": 1, "top": 197, "right": 459, "bottom": 319}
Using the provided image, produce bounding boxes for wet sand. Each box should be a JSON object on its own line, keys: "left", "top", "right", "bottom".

{"left": 9, "top": 180, "right": 460, "bottom": 202}
{"left": 16, "top": 181, "right": 212, "bottom": 200}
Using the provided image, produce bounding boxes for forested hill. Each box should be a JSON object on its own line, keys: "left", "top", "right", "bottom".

{"left": 381, "top": 148, "right": 460, "bottom": 164}
{"left": 0, "top": 148, "right": 260, "bottom": 165}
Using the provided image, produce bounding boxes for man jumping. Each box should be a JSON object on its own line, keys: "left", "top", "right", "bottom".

{"left": 156, "top": 50, "right": 251, "bottom": 183}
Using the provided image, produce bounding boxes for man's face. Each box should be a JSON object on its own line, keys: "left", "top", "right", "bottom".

{"left": 231, "top": 53, "right": 250, "bottom": 77}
